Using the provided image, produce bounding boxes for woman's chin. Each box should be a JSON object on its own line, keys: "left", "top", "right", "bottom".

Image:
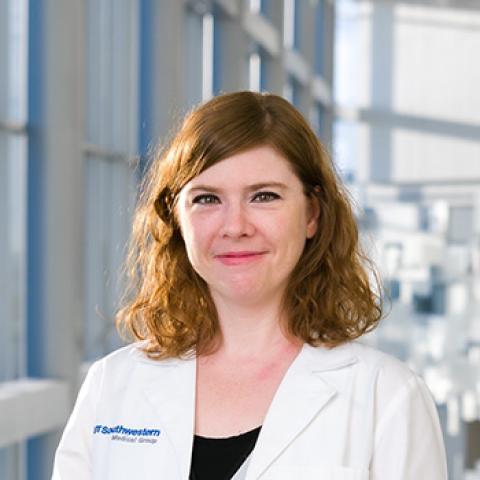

{"left": 211, "top": 282, "right": 280, "bottom": 307}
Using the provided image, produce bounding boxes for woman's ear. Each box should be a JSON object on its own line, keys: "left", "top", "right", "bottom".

{"left": 306, "top": 188, "right": 320, "bottom": 239}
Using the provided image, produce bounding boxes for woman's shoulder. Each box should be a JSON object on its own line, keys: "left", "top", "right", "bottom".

{"left": 306, "top": 340, "right": 414, "bottom": 373}
{"left": 89, "top": 341, "right": 145, "bottom": 369}
{"left": 88, "top": 341, "right": 194, "bottom": 379}
{"left": 81, "top": 342, "right": 195, "bottom": 402}
{"left": 304, "top": 340, "right": 423, "bottom": 396}
{"left": 349, "top": 341, "right": 416, "bottom": 375}
{"left": 341, "top": 341, "right": 434, "bottom": 411}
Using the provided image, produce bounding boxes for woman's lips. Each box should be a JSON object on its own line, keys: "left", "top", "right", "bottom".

{"left": 215, "top": 251, "right": 267, "bottom": 265}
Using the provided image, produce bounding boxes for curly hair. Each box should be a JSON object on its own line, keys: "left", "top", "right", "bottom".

{"left": 116, "top": 91, "right": 383, "bottom": 358}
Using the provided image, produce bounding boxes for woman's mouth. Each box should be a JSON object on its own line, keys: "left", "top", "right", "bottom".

{"left": 215, "top": 251, "right": 267, "bottom": 265}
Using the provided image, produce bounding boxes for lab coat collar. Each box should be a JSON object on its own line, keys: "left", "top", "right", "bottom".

{"left": 246, "top": 342, "right": 358, "bottom": 479}
{"left": 133, "top": 342, "right": 358, "bottom": 480}
{"left": 136, "top": 351, "right": 196, "bottom": 480}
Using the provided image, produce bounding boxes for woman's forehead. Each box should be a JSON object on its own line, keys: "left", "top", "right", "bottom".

{"left": 188, "top": 146, "right": 299, "bottom": 184}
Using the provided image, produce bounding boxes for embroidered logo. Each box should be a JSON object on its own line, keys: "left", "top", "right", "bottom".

{"left": 93, "top": 424, "right": 161, "bottom": 444}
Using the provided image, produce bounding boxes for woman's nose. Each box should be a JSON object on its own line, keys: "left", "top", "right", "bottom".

{"left": 219, "top": 204, "right": 255, "bottom": 238}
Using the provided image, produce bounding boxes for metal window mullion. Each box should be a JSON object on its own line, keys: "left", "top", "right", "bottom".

{"left": 98, "top": 0, "right": 112, "bottom": 150}
{"left": 248, "top": 49, "right": 261, "bottom": 92}
{"left": 0, "top": 131, "right": 27, "bottom": 384}
{"left": 202, "top": 12, "right": 214, "bottom": 100}
{"left": 106, "top": 163, "right": 124, "bottom": 336}
{"left": 314, "top": 0, "right": 325, "bottom": 76}
{"left": 185, "top": 8, "right": 204, "bottom": 106}
{"left": 0, "top": 0, "right": 9, "bottom": 120}
{"left": 283, "top": 0, "right": 295, "bottom": 49}
{"left": 128, "top": 0, "right": 140, "bottom": 156}
{"left": 0, "top": 134, "right": 12, "bottom": 382}
{"left": 86, "top": 0, "right": 101, "bottom": 145}
{"left": 111, "top": 0, "right": 122, "bottom": 151}
{"left": 8, "top": 0, "right": 28, "bottom": 123}
{"left": 9, "top": 135, "right": 27, "bottom": 380}
{"left": 84, "top": 156, "right": 102, "bottom": 359}
{"left": 125, "top": 0, "right": 136, "bottom": 155}
{"left": 99, "top": 158, "right": 111, "bottom": 355}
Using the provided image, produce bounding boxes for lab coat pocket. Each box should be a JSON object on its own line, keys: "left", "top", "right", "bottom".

{"left": 262, "top": 465, "right": 369, "bottom": 480}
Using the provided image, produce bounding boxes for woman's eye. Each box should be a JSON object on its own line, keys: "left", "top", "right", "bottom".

{"left": 252, "top": 191, "right": 280, "bottom": 202}
{"left": 192, "top": 194, "right": 220, "bottom": 205}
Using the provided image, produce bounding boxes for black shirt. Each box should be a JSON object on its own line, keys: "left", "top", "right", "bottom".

{"left": 189, "top": 426, "right": 262, "bottom": 480}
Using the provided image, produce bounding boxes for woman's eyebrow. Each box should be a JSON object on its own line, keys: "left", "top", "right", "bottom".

{"left": 187, "top": 182, "right": 288, "bottom": 193}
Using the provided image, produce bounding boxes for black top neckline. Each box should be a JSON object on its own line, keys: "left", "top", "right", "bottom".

{"left": 189, "top": 425, "right": 262, "bottom": 479}
{"left": 194, "top": 425, "right": 262, "bottom": 441}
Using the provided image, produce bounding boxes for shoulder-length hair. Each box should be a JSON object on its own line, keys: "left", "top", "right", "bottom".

{"left": 116, "top": 91, "right": 382, "bottom": 358}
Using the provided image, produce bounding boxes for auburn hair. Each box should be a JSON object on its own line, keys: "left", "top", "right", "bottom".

{"left": 116, "top": 91, "right": 382, "bottom": 358}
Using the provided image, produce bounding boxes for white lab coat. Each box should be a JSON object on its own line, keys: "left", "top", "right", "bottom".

{"left": 52, "top": 341, "right": 447, "bottom": 480}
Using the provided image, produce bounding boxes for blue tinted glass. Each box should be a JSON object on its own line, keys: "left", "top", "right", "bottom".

{"left": 84, "top": 156, "right": 137, "bottom": 361}
{"left": 0, "top": 133, "right": 27, "bottom": 382}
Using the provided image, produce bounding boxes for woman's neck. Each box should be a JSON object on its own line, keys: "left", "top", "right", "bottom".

{"left": 208, "top": 294, "right": 300, "bottom": 359}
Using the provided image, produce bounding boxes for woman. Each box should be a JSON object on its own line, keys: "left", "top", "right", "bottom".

{"left": 52, "top": 91, "right": 447, "bottom": 479}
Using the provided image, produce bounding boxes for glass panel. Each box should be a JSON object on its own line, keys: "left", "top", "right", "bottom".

{"left": 333, "top": 119, "right": 356, "bottom": 182}
{"left": 0, "top": 0, "right": 27, "bottom": 473}
{"left": 284, "top": 76, "right": 300, "bottom": 108}
{"left": 84, "top": 0, "right": 140, "bottom": 360}
{"left": 85, "top": 0, "right": 139, "bottom": 153}
{"left": 248, "top": 0, "right": 262, "bottom": 15}
{"left": 310, "top": 102, "right": 325, "bottom": 139}
{"left": 0, "top": 443, "right": 25, "bottom": 480}
{"left": 248, "top": 51, "right": 261, "bottom": 92}
{"left": 202, "top": 12, "right": 214, "bottom": 101}
{"left": 448, "top": 206, "right": 473, "bottom": 245}
{"left": 259, "top": 47, "right": 268, "bottom": 92}
{"left": 260, "top": 0, "right": 272, "bottom": 18}
{"left": 185, "top": 7, "right": 204, "bottom": 106}
{"left": 84, "top": 156, "right": 137, "bottom": 361}
{"left": 0, "top": 132, "right": 27, "bottom": 382}
{"left": 0, "top": 0, "right": 28, "bottom": 123}
{"left": 283, "top": 0, "right": 295, "bottom": 49}
{"left": 248, "top": 0, "right": 272, "bottom": 19}
{"left": 212, "top": 11, "right": 222, "bottom": 96}
{"left": 314, "top": 0, "right": 324, "bottom": 76}
{"left": 293, "top": 0, "right": 301, "bottom": 51}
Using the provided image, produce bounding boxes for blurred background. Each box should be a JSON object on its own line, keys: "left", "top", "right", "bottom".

{"left": 0, "top": 0, "right": 479, "bottom": 478}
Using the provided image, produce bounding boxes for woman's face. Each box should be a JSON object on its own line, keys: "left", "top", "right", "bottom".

{"left": 176, "top": 145, "right": 319, "bottom": 307}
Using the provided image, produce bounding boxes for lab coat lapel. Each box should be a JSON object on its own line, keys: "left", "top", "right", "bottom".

{"left": 246, "top": 343, "right": 358, "bottom": 480}
{"left": 139, "top": 355, "right": 196, "bottom": 480}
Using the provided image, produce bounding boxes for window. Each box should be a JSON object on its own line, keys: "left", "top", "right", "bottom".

{"left": 0, "top": 1, "right": 28, "bottom": 478}
{"left": 333, "top": 119, "right": 357, "bottom": 182}
{"left": 84, "top": 156, "right": 137, "bottom": 360}
{"left": 386, "top": 279, "right": 401, "bottom": 301}
{"left": 84, "top": 0, "right": 140, "bottom": 361}
{"left": 249, "top": 0, "right": 262, "bottom": 15}
{"left": 0, "top": 444, "right": 25, "bottom": 480}
{"left": 248, "top": 50, "right": 261, "bottom": 92}
{"left": 249, "top": 0, "right": 272, "bottom": 18}
{"left": 185, "top": 4, "right": 205, "bottom": 105}
{"left": 203, "top": 12, "right": 214, "bottom": 100}
{"left": 284, "top": 75, "right": 300, "bottom": 107}
{"left": 448, "top": 206, "right": 473, "bottom": 245}
{"left": 284, "top": 0, "right": 300, "bottom": 51}
{"left": 283, "top": 0, "right": 295, "bottom": 49}
{"left": 0, "top": 134, "right": 27, "bottom": 383}
{"left": 0, "top": 0, "right": 28, "bottom": 384}
{"left": 314, "top": 0, "right": 325, "bottom": 76}
{"left": 310, "top": 101, "right": 326, "bottom": 139}
{"left": 412, "top": 283, "right": 446, "bottom": 315}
